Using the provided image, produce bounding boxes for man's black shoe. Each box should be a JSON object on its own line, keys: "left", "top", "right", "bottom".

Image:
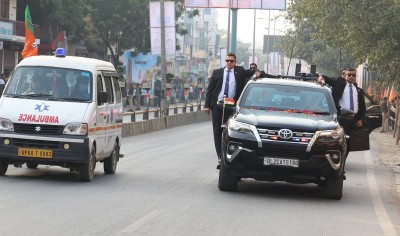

{"left": 216, "top": 164, "right": 220, "bottom": 169}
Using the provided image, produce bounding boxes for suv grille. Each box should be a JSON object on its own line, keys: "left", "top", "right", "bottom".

{"left": 13, "top": 123, "right": 64, "bottom": 135}
{"left": 257, "top": 128, "right": 314, "bottom": 144}
{"left": 255, "top": 147, "right": 312, "bottom": 160}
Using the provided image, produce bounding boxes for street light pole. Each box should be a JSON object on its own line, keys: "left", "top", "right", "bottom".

{"left": 160, "top": 0, "right": 167, "bottom": 116}
{"left": 252, "top": 9, "right": 256, "bottom": 63}
{"left": 266, "top": 10, "right": 271, "bottom": 73}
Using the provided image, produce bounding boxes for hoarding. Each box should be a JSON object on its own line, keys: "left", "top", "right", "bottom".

{"left": 184, "top": 0, "right": 286, "bottom": 10}
{"left": 150, "top": 1, "right": 176, "bottom": 56}
{"left": 123, "top": 52, "right": 158, "bottom": 84}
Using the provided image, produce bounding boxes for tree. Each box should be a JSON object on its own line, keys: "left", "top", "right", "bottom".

{"left": 17, "top": 0, "right": 89, "bottom": 42}
{"left": 85, "top": 0, "right": 150, "bottom": 66}
{"left": 284, "top": 0, "right": 400, "bottom": 82}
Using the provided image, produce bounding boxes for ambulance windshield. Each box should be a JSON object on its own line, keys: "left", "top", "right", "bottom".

{"left": 4, "top": 66, "right": 93, "bottom": 102}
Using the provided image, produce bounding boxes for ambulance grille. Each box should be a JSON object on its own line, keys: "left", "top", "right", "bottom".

{"left": 13, "top": 123, "right": 64, "bottom": 135}
{"left": 13, "top": 139, "right": 60, "bottom": 149}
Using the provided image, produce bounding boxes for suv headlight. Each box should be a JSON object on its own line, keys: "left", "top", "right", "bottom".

{"left": 319, "top": 126, "right": 344, "bottom": 140}
{"left": 63, "top": 123, "right": 88, "bottom": 135}
{"left": 228, "top": 120, "right": 254, "bottom": 135}
{"left": 0, "top": 118, "right": 14, "bottom": 131}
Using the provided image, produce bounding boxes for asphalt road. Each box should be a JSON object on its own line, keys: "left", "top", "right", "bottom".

{"left": 1, "top": 122, "right": 399, "bottom": 236}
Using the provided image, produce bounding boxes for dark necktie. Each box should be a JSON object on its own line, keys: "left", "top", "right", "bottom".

{"left": 349, "top": 84, "right": 354, "bottom": 111}
{"left": 224, "top": 70, "right": 231, "bottom": 97}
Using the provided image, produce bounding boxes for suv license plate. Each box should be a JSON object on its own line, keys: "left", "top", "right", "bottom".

{"left": 264, "top": 158, "right": 299, "bottom": 167}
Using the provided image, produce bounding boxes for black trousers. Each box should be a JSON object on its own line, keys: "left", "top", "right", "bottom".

{"left": 340, "top": 116, "right": 360, "bottom": 157}
{"left": 211, "top": 105, "right": 234, "bottom": 159}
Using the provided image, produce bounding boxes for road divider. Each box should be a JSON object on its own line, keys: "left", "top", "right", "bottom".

{"left": 122, "top": 103, "right": 210, "bottom": 137}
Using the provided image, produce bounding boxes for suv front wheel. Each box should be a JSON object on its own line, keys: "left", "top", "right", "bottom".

{"left": 323, "top": 175, "right": 344, "bottom": 199}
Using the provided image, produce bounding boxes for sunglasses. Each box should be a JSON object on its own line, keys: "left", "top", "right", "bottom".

{"left": 250, "top": 67, "right": 256, "bottom": 70}
{"left": 225, "top": 59, "right": 235, "bottom": 63}
{"left": 346, "top": 74, "right": 356, "bottom": 77}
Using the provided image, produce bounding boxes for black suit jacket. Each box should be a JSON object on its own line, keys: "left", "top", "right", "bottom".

{"left": 322, "top": 75, "right": 366, "bottom": 121}
{"left": 205, "top": 66, "right": 254, "bottom": 109}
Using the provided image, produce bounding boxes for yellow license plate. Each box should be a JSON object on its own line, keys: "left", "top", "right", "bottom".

{"left": 18, "top": 148, "right": 53, "bottom": 158}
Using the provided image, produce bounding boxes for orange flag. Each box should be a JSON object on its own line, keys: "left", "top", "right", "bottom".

{"left": 385, "top": 85, "right": 390, "bottom": 98}
{"left": 21, "top": 5, "right": 38, "bottom": 58}
{"left": 389, "top": 86, "right": 397, "bottom": 103}
{"left": 367, "top": 86, "right": 372, "bottom": 96}
{"left": 380, "top": 89, "right": 385, "bottom": 99}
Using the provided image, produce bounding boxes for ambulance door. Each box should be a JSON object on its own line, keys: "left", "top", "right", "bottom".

{"left": 102, "top": 74, "right": 116, "bottom": 155}
{"left": 96, "top": 74, "right": 107, "bottom": 155}
{"left": 108, "top": 75, "right": 123, "bottom": 146}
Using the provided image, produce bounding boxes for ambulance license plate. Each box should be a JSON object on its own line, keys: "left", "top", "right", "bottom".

{"left": 18, "top": 148, "right": 53, "bottom": 158}
{"left": 264, "top": 157, "right": 299, "bottom": 167}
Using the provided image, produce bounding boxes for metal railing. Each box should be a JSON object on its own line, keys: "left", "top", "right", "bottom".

{"left": 122, "top": 103, "right": 204, "bottom": 123}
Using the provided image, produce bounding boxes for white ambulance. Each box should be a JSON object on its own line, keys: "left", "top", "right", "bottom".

{"left": 0, "top": 49, "right": 123, "bottom": 181}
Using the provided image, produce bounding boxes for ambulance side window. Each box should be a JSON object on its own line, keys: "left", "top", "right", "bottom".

{"left": 104, "top": 76, "right": 114, "bottom": 103}
{"left": 96, "top": 75, "right": 104, "bottom": 104}
{"left": 112, "top": 77, "right": 122, "bottom": 103}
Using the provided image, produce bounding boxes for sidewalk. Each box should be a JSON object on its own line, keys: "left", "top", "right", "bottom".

{"left": 370, "top": 129, "right": 400, "bottom": 199}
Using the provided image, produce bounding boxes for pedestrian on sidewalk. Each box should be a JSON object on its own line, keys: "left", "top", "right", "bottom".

{"left": 127, "top": 83, "right": 135, "bottom": 111}
{"left": 380, "top": 96, "right": 389, "bottom": 133}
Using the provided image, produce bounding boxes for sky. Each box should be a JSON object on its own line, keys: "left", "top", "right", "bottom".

{"left": 216, "top": 8, "right": 289, "bottom": 49}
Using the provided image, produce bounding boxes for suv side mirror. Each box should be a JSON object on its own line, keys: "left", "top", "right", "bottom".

{"left": 98, "top": 91, "right": 108, "bottom": 104}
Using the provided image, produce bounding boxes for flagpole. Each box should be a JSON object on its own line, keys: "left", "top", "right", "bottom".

{"left": 221, "top": 95, "right": 226, "bottom": 128}
{"left": 64, "top": 31, "right": 68, "bottom": 52}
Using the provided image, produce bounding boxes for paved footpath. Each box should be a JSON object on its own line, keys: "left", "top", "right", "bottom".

{"left": 371, "top": 129, "right": 400, "bottom": 199}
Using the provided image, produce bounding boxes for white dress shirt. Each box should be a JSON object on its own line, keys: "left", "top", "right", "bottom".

{"left": 218, "top": 67, "right": 236, "bottom": 100}
{"left": 339, "top": 82, "right": 359, "bottom": 114}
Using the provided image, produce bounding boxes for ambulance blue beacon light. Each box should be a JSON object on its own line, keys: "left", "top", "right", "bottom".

{"left": 55, "top": 48, "right": 66, "bottom": 57}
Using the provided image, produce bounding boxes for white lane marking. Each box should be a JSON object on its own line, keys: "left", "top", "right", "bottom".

{"left": 365, "top": 151, "right": 398, "bottom": 236}
{"left": 120, "top": 209, "right": 161, "bottom": 233}
{"left": 200, "top": 173, "right": 217, "bottom": 184}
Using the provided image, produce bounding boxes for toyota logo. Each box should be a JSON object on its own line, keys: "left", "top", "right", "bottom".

{"left": 278, "top": 129, "right": 293, "bottom": 139}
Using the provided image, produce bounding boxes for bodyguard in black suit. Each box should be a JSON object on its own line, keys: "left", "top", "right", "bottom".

{"left": 204, "top": 53, "right": 277, "bottom": 164}
{"left": 318, "top": 68, "right": 366, "bottom": 156}
{"left": 204, "top": 53, "right": 255, "bottom": 163}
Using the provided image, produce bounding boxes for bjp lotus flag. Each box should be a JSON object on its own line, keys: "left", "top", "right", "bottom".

{"left": 380, "top": 89, "right": 385, "bottom": 99}
{"left": 21, "top": 5, "right": 38, "bottom": 58}
{"left": 389, "top": 86, "right": 397, "bottom": 103}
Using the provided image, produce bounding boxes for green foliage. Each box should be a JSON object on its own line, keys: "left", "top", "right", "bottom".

{"left": 18, "top": 0, "right": 89, "bottom": 40}
{"left": 24, "top": 0, "right": 191, "bottom": 67}
{"left": 284, "top": 0, "right": 400, "bottom": 82}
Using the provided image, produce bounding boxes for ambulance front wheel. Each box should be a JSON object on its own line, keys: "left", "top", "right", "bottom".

{"left": 79, "top": 146, "right": 96, "bottom": 182}
{"left": 104, "top": 142, "right": 118, "bottom": 174}
{"left": 0, "top": 159, "right": 8, "bottom": 175}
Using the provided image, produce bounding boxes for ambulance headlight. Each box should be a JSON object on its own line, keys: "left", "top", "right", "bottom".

{"left": 63, "top": 123, "right": 88, "bottom": 135}
{"left": 0, "top": 118, "right": 14, "bottom": 131}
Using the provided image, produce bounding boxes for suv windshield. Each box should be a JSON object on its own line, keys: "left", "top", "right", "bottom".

{"left": 240, "top": 83, "right": 334, "bottom": 114}
{"left": 4, "top": 66, "right": 93, "bottom": 102}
